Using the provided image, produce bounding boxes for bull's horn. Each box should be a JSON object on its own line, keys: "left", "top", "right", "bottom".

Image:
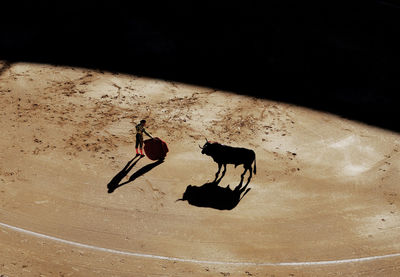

{"left": 175, "top": 198, "right": 184, "bottom": 202}
{"left": 199, "top": 145, "right": 203, "bottom": 149}
{"left": 205, "top": 137, "right": 208, "bottom": 142}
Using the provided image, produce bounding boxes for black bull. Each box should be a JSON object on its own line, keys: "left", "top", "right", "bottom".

{"left": 200, "top": 141, "right": 256, "bottom": 181}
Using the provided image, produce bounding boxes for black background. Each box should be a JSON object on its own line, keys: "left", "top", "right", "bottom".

{"left": 1, "top": 1, "right": 399, "bottom": 132}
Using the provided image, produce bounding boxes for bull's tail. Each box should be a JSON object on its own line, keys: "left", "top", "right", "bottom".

{"left": 253, "top": 153, "right": 257, "bottom": 175}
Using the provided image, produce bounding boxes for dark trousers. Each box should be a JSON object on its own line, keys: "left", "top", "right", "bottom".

{"left": 135, "top": 133, "right": 143, "bottom": 149}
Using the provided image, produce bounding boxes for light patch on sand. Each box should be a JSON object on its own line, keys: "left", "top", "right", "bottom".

{"left": 329, "top": 135, "right": 357, "bottom": 149}
{"left": 342, "top": 164, "right": 370, "bottom": 176}
{"left": 34, "top": 200, "right": 49, "bottom": 205}
{"left": 327, "top": 135, "right": 381, "bottom": 176}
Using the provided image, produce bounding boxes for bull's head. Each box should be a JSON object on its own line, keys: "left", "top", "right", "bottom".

{"left": 199, "top": 138, "right": 211, "bottom": 155}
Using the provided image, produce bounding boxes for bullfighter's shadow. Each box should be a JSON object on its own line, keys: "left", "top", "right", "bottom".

{"left": 107, "top": 156, "right": 164, "bottom": 193}
{"left": 177, "top": 175, "right": 251, "bottom": 210}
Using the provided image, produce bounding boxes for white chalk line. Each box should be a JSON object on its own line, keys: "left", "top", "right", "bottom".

{"left": 1, "top": 221, "right": 400, "bottom": 267}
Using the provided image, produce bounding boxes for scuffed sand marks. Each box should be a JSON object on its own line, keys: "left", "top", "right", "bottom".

{"left": 2, "top": 61, "right": 400, "bottom": 277}
{"left": 1, "top": 62, "right": 300, "bottom": 159}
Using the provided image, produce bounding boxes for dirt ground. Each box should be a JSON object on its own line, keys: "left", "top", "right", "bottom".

{"left": 1, "top": 60, "right": 400, "bottom": 276}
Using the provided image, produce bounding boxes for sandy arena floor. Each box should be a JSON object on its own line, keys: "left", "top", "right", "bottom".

{"left": 1, "top": 60, "right": 400, "bottom": 276}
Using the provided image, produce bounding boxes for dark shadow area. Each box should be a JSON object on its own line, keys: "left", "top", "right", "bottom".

{"left": 1, "top": 1, "right": 399, "bottom": 132}
{"left": 107, "top": 158, "right": 164, "bottom": 193}
{"left": 107, "top": 155, "right": 143, "bottom": 193}
{"left": 178, "top": 175, "right": 251, "bottom": 210}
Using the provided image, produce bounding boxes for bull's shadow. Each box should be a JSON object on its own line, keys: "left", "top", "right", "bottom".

{"left": 177, "top": 175, "right": 251, "bottom": 210}
{"left": 107, "top": 156, "right": 164, "bottom": 193}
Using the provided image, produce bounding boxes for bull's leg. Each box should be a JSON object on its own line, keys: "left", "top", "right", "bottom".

{"left": 221, "top": 164, "right": 227, "bottom": 178}
{"left": 235, "top": 176, "right": 251, "bottom": 197}
{"left": 242, "top": 164, "right": 253, "bottom": 184}
{"left": 240, "top": 183, "right": 251, "bottom": 200}
{"left": 241, "top": 167, "right": 248, "bottom": 181}
{"left": 231, "top": 179, "right": 251, "bottom": 209}
{"left": 247, "top": 164, "right": 253, "bottom": 183}
{"left": 215, "top": 172, "right": 224, "bottom": 185}
{"left": 214, "top": 163, "right": 222, "bottom": 181}
{"left": 235, "top": 177, "right": 244, "bottom": 191}
{"left": 240, "top": 180, "right": 249, "bottom": 194}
